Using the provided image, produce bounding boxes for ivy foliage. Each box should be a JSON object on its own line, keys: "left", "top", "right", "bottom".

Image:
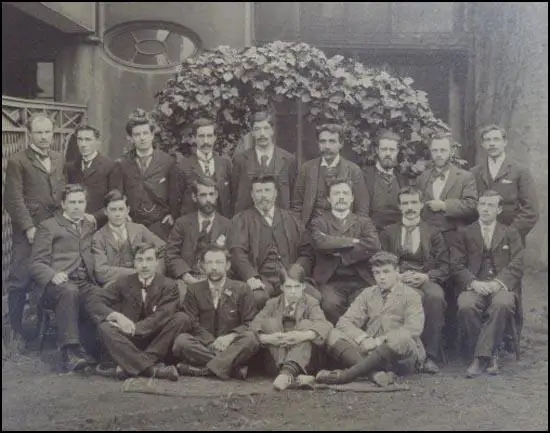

{"left": 154, "top": 41, "right": 461, "bottom": 176}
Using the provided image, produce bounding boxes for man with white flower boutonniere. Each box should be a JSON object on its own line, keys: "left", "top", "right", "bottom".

{"left": 165, "top": 177, "right": 232, "bottom": 307}
{"left": 172, "top": 245, "right": 258, "bottom": 379}
{"left": 451, "top": 190, "right": 525, "bottom": 378}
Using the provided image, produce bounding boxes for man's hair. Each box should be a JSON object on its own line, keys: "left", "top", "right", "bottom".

{"left": 133, "top": 242, "right": 158, "bottom": 259}
{"left": 125, "top": 109, "right": 155, "bottom": 136}
{"left": 479, "top": 124, "right": 507, "bottom": 141}
{"left": 327, "top": 178, "right": 354, "bottom": 195}
{"left": 104, "top": 189, "right": 128, "bottom": 208}
{"left": 199, "top": 244, "right": 231, "bottom": 263}
{"left": 27, "top": 114, "right": 53, "bottom": 132}
{"left": 429, "top": 132, "right": 454, "bottom": 147}
{"left": 251, "top": 111, "right": 274, "bottom": 127}
{"left": 75, "top": 124, "right": 100, "bottom": 139}
{"left": 279, "top": 265, "right": 306, "bottom": 284}
{"left": 370, "top": 251, "right": 400, "bottom": 269}
{"left": 397, "top": 186, "right": 424, "bottom": 203}
{"left": 316, "top": 123, "right": 343, "bottom": 140}
{"left": 479, "top": 189, "right": 503, "bottom": 206}
{"left": 61, "top": 183, "right": 87, "bottom": 202}
{"left": 192, "top": 117, "right": 217, "bottom": 136}
{"left": 191, "top": 176, "right": 219, "bottom": 195}
{"left": 250, "top": 174, "right": 277, "bottom": 189}
{"left": 375, "top": 130, "right": 401, "bottom": 147}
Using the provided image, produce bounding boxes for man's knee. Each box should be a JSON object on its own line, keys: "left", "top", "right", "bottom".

{"left": 169, "top": 311, "right": 194, "bottom": 329}
{"left": 457, "top": 291, "right": 479, "bottom": 312}
{"left": 326, "top": 328, "right": 350, "bottom": 348}
{"left": 421, "top": 282, "right": 447, "bottom": 308}
{"left": 385, "top": 331, "right": 416, "bottom": 355}
{"left": 490, "top": 292, "right": 516, "bottom": 312}
{"left": 172, "top": 332, "right": 199, "bottom": 356}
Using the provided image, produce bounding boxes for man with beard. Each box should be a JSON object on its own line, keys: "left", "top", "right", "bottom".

{"left": 470, "top": 125, "right": 538, "bottom": 245}
{"left": 292, "top": 123, "right": 369, "bottom": 227}
{"left": 114, "top": 110, "right": 178, "bottom": 240}
{"left": 310, "top": 179, "right": 381, "bottom": 325}
{"left": 172, "top": 245, "right": 258, "bottom": 379}
{"left": 165, "top": 177, "right": 232, "bottom": 306}
{"left": 65, "top": 125, "right": 118, "bottom": 228}
{"left": 232, "top": 111, "right": 298, "bottom": 214}
{"left": 4, "top": 114, "right": 66, "bottom": 343}
{"left": 172, "top": 118, "right": 233, "bottom": 218}
{"left": 229, "top": 175, "right": 315, "bottom": 309}
{"left": 415, "top": 132, "right": 478, "bottom": 246}
{"left": 362, "top": 130, "right": 409, "bottom": 233}
{"left": 380, "top": 187, "right": 449, "bottom": 374}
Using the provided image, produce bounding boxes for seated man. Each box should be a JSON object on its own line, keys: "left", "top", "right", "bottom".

{"left": 165, "top": 177, "right": 232, "bottom": 305}
{"left": 30, "top": 184, "right": 99, "bottom": 371}
{"left": 172, "top": 245, "right": 258, "bottom": 379}
{"left": 229, "top": 175, "right": 316, "bottom": 309}
{"left": 310, "top": 179, "right": 380, "bottom": 325}
{"left": 88, "top": 242, "right": 194, "bottom": 381}
{"left": 316, "top": 251, "right": 425, "bottom": 386}
{"left": 452, "top": 190, "right": 524, "bottom": 378}
{"left": 92, "top": 189, "right": 165, "bottom": 287}
{"left": 380, "top": 187, "right": 448, "bottom": 374}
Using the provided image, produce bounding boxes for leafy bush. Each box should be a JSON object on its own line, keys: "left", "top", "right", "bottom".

{"left": 154, "top": 41, "right": 459, "bottom": 177}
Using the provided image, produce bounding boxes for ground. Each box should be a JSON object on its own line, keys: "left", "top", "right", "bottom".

{"left": 2, "top": 271, "right": 548, "bottom": 431}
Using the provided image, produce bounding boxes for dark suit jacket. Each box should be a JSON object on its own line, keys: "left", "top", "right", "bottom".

{"left": 87, "top": 273, "right": 179, "bottom": 337}
{"left": 229, "top": 207, "right": 314, "bottom": 282}
{"left": 114, "top": 149, "right": 178, "bottom": 225}
{"left": 165, "top": 212, "right": 232, "bottom": 279}
{"left": 92, "top": 222, "right": 166, "bottom": 285}
{"left": 471, "top": 156, "right": 539, "bottom": 240}
{"left": 173, "top": 153, "right": 232, "bottom": 218}
{"left": 30, "top": 213, "right": 97, "bottom": 298}
{"left": 292, "top": 156, "right": 369, "bottom": 226}
{"left": 415, "top": 163, "right": 478, "bottom": 232}
{"left": 183, "top": 279, "right": 258, "bottom": 344}
{"left": 65, "top": 154, "right": 118, "bottom": 227}
{"left": 380, "top": 221, "right": 450, "bottom": 285}
{"left": 451, "top": 222, "right": 524, "bottom": 293}
{"left": 311, "top": 212, "right": 381, "bottom": 285}
{"left": 249, "top": 293, "right": 332, "bottom": 345}
{"left": 231, "top": 147, "right": 298, "bottom": 214}
{"left": 4, "top": 149, "right": 65, "bottom": 233}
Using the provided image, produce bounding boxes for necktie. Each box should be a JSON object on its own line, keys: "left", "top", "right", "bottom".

{"left": 260, "top": 155, "right": 269, "bottom": 170}
{"left": 432, "top": 170, "right": 447, "bottom": 182}
{"left": 82, "top": 159, "right": 92, "bottom": 173}
{"left": 284, "top": 303, "right": 296, "bottom": 319}
{"left": 378, "top": 169, "right": 393, "bottom": 184}
{"left": 200, "top": 218, "right": 212, "bottom": 234}
{"left": 381, "top": 289, "right": 391, "bottom": 303}
{"left": 200, "top": 156, "right": 213, "bottom": 177}
{"left": 404, "top": 226, "right": 417, "bottom": 254}
{"left": 138, "top": 155, "right": 151, "bottom": 174}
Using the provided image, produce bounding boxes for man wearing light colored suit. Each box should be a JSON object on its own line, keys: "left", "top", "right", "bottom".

{"left": 92, "top": 189, "right": 165, "bottom": 287}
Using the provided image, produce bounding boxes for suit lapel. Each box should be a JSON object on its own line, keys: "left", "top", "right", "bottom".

{"left": 342, "top": 213, "right": 359, "bottom": 234}
{"left": 295, "top": 297, "right": 307, "bottom": 322}
{"left": 419, "top": 222, "right": 431, "bottom": 258}
{"left": 56, "top": 213, "right": 80, "bottom": 238}
{"left": 84, "top": 155, "right": 101, "bottom": 178}
{"left": 210, "top": 214, "right": 223, "bottom": 244}
{"left": 272, "top": 147, "right": 284, "bottom": 176}
{"left": 104, "top": 225, "right": 121, "bottom": 251}
{"left": 26, "top": 149, "right": 49, "bottom": 174}
{"left": 472, "top": 224, "right": 484, "bottom": 251}
{"left": 142, "top": 150, "right": 160, "bottom": 177}
{"left": 493, "top": 158, "right": 512, "bottom": 183}
{"left": 480, "top": 159, "right": 492, "bottom": 187}
{"left": 127, "top": 223, "right": 141, "bottom": 246}
{"left": 310, "top": 159, "right": 320, "bottom": 201}
{"left": 439, "top": 165, "right": 458, "bottom": 199}
{"left": 128, "top": 274, "right": 144, "bottom": 310}
{"left": 490, "top": 223, "right": 507, "bottom": 251}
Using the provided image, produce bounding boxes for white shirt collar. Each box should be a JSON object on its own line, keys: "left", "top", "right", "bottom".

{"left": 402, "top": 217, "right": 421, "bottom": 228}
{"left": 479, "top": 220, "right": 497, "bottom": 232}
{"left": 29, "top": 143, "right": 50, "bottom": 158}
{"left": 320, "top": 154, "right": 340, "bottom": 168}
{"left": 196, "top": 149, "right": 213, "bottom": 161}
{"left": 82, "top": 151, "right": 98, "bottom": 164}
{"left": 332, "top": 209, "right": 351, "bottom": 220}
{"left": 63, "top": 212, "right": 82, "bottom": 225}
{"left": 135, "top": 148, "right": 154, "bottom": 158}
{"left": 256, "top": 206, "right": 275, "bottom": 218}
{"left": 138, "top": 275, "right": 155, "bottom": 287}
{"left": 488, "top": 152, "right": 506, "bottom": 166}
{"left": 208, "top": 277, "right": 226, "bottom": 293}
{"left": 108, "top": 222, "right": 127, "bottom": 233}
{"left": 198, "top": 211, "right": 215, "bottom": 227}
{"left": 376, "top": 160, "right": 394, "bottom": 176}
{"left": 255, "top": 146, "right": 275, "bottom": 162}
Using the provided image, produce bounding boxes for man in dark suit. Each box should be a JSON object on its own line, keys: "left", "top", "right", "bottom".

{"left": 30, "top": 184, "right": 98, "bottom": 371}
{"left": 4, "top": 114, "right": 66, "bottom": 340}
{"left": 65, "top": 125, "right": 118, "bottom": 228}
{"left": 114, "top": 111, "right": 178, "bottom": 240}
{"left": 471, "top": 125, "right": 539, "bottom": 244}
{"left": 292, "top": 123, "right": 369, "bottom": 227}
{"left": 88, "top": 242, "right": 194, "bottom": 380}
{"left": 232, "top": 111, "right": 298, "bottom": 214}
{"left": 229, "top": 175, "right": 315, "bottom": 309}
{"left": 172, "top": 245, "right": 258, "bottom": 379}
{"left": 92, "top": 189, "right": 165, "bottom": 287}
{"left": 380, "top": 186, "right": 449, "bottom": 374}
{"left": 173, "top": 118, "right": 233, "bottom": 218}
{"left": 362, "top": 130, "right": 409, "bottom": 233}
{"left": 310, "top": 179, "right": 381, "bottom": 325}
{"left": 165, "top": 177, "right": 232, "bottom": 305}
{"left": 452, "top": 191, "right": 524, "bottom": 378}
{"left": 415, "top": 133, "right": 478, "bottom": 246}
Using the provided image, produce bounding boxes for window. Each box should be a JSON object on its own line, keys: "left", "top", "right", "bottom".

{"left": 104, "top": 21, "right": 200, "bottom": 71}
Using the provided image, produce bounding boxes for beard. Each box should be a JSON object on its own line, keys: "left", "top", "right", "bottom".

{"left": 199, "top": 202, "right": 216, "bottom": 215}
{"left": 207, "top": 271, "right": 224, "bottom": 282}
{"left": 379, "top": 156, "right": 397, "bottom": 169}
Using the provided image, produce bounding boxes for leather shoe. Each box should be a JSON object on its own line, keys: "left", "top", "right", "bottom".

{"left": 177, "top": 362, "right": 210, "bottom": 377}
{"left": 146, "top": 364, "right": 179, "bottom": 381}
{"left": 370, "top": 371, "right": 395, "bottom": 387}
{"left": 273, "top": 373, "right": 295, "bottom": 391}
{"left": 465, "top": 357, "right": 488, "bottom": 378}
{"left": 63, "top": 345, "right": 90, "bottom": 371}
{"left": 486, "top": 354, "right": 500, "bottom": 375}
{"left": 233, "top": 365, "right": 248, "bottom": 380}
{"left": 422, "top": 358, "right": 440, "bottom": 375}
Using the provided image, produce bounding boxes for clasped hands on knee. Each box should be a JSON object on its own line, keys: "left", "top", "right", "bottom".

{"left": 358, "top": 335, "right": 387, "bottom": 354}
{"left": 468, "top": 280, "right": 504, "bottom": 296}
{"left": 208, "top": 333, "right": 237, "bottom": 353}
{"left": 106, "top": 311, "right": 136, "bottom": 336}
{"left": 259, "top": 330, "right": 316, "bottom": 348}
{"left": 400, "top": 271, "right": 429, "bottom": 289}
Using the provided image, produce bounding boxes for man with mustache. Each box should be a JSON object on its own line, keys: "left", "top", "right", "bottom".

{"left": 232, "top": 111, "right": 298, "bottom": 214}
{"left": 380, "top": 187, "right": 449, "bottom": 374}
{"left": 229, "top": 175, "right": 316, "bottom": 309}
{"left": 4, "top": 114, "right": 66, "bottom": 345}
{"left": 166, "top": 177, "right": 232, "bottom": 307}
{"left": 470, "top": 125, "right": 539, "bottom": 245}
{"left": 292, "top": 124, "right": 369, "bottom": 227}
{"left": 362, "top": 130, "right": 409, "bottom": 233}
{"left": 310, "top": 179, "right": 381, "bottom": 325}
{"left": 172, "top": 118, "right": 233, "bottom": 218}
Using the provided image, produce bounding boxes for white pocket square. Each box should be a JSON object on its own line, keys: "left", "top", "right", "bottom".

{"left": 215, "top": 235, "right": 226, "bottom": 246}
{"left": 502, "top": 245, "right": 510, "bottom": 250}
{"left": 500, "top": 179, "right": 513, "bottom": 184}
{"left": 224, "top": 181, "right": 229, "bottom": 186}
{"left": 152, "top": 305, "right": 157, "bottom": 312}
{"left": 159, "top": 177, "right": 166, "bottom": 184}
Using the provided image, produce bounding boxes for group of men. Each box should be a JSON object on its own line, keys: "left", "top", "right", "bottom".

{"left": 3, "top": 109, "right": 538, "bottom": 389}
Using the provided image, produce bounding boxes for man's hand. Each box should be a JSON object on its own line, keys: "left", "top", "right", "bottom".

{"left": 51, "top": 272, "right": 69, "bottom": 285}
{"left": 401, "top": 271, "right": 429, "bottom": 289}
{"left": 359, "top": 337, "right": 380, "bottom": 354}
{"left": 162, "top": 214, "right": 174, "bottom": 226}
{"left": 470, "top": 280, "right": 492, "bottom": 296}
{"left": 486, "top": 280, "right": 504, "bottom": 294}
{"left": 279, "top": 330, "right": 316, "bottom": 347}
{"left": 26, "top": 226, "right": 37, "bottom": 244}
{"left": 426, "top": 200, "right": 446, "bottom": 213}
{"left": 259, "top": 333, "right": 284, "bottom": 347}
{"left": 211, "top": 333, "right": 237, "bottom": 353}
{"left": 182, "top": 273, "right": 201, "bottom": 285}
{"left": 246, "top": 277, "right": 265, "bottom": 291}
{"left": 107, "top": 312, "right": 136, "bottom": 336}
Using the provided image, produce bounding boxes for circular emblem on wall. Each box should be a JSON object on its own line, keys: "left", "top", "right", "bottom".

{"left": 103, "top": 21, "right": 200, "bottom": 71}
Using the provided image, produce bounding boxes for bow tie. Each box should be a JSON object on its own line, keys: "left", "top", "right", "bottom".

{"left": 432, "top": 170, "right": 447, "bottom": 181}
{"left": 377, "top": 169, "right": 394, "bottom": 183}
